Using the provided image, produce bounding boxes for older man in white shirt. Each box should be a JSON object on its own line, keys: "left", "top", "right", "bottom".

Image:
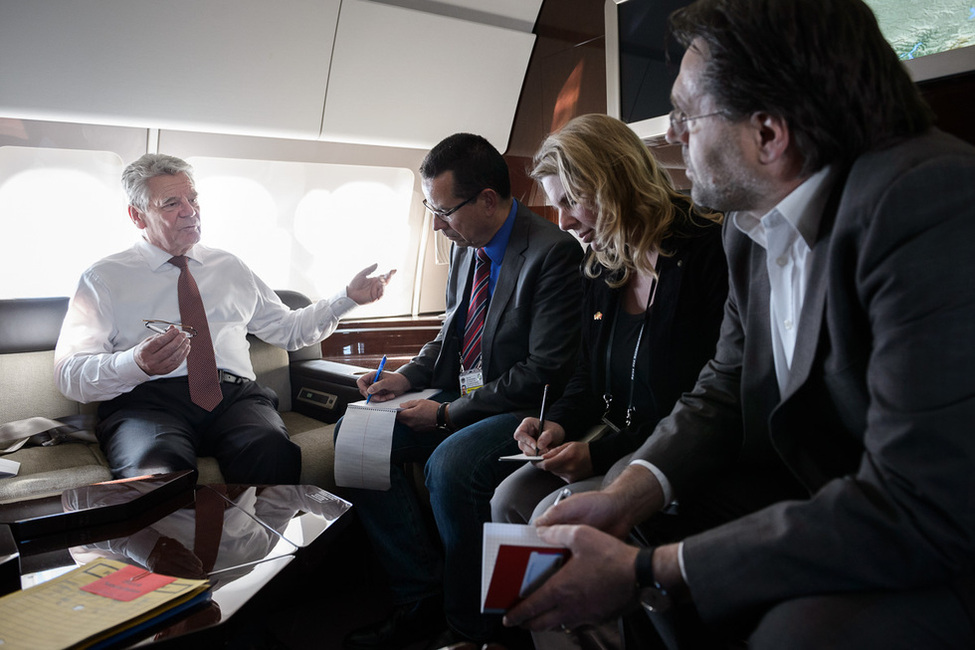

{"left": 55, "top": 153, "right": 391, "bottom": 484}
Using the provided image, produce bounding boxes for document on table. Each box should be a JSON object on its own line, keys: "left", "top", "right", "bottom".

{"left": 334, "top": 389, "right": 440, "bottom": 491}
{"left": 0, "top": 559, "right": 210, "bottom": 650}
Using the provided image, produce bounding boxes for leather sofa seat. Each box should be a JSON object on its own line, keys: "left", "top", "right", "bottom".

{"left": 0, "top": 292, "right": 346, "bottom": 503}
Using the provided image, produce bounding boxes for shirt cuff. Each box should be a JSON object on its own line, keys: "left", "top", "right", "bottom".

{"left": 324, "top": 291, "right": 358, "bottom": 318}
{"left": 628, "top": 459, "right": 674, "bottom": 506}
{"left": 116, "top": 346, "right": 153, "bottom": 384}
{"left": 677, "top": 541, "right": 689, "bottom": 583}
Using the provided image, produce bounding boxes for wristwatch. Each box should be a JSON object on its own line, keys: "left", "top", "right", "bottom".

{"left": 635, "top": 546, "right": 673, "bottom": 613}
{"left": 436, "top": 401, "right": 453, "bottom": 433}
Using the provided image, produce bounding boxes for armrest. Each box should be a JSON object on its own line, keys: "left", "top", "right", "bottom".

{"left": 289, "top": 359, "right": 372, "bottom": 424}
{"left": 0, "top": 297, "right": 69, "bottom": 354}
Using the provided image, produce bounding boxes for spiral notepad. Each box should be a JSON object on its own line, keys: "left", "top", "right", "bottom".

{"left": 333, "top": 389, "right": 439, "bottom": 490}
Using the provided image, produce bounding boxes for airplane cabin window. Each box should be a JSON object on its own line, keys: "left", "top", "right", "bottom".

{"left": 0, "top": 146, "right": 130, "bottom": 299}
{"left": 1, "top": 148, "right": 417, "bottom": 320}
{"left": 188, "top": 156, "right": 415, "bottom": 318}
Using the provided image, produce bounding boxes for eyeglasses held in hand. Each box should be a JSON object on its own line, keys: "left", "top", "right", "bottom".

{"left": 143, "top": 319, "right": 197, "bottom": 338}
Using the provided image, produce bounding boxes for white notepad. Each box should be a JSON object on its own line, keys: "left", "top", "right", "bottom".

{"left": 333, "top": 389, "right": 439, "bottom": 490}
{"left": 498, "top": 452, "right": 544, "bottom": 462}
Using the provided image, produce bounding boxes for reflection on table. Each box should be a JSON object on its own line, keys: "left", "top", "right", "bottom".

{"left": 16, "top": 482, "right": 352, "bottom": 643}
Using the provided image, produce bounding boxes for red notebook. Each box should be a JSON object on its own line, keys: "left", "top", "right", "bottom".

{"left": 481, "top": 522, "right": 570, "bottom": 613}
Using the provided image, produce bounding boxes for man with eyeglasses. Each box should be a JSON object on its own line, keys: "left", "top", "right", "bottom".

{"left": 54, "top": 153, "right": 391, "bottom": 486}
{"left": 340, "top": 133, "right": 583, "bottom": 649}
{"left": 502, "top": 0, "right": 975, "bottom": 649}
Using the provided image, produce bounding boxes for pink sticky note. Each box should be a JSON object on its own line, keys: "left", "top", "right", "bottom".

{"left": 81, "top": 564, "right": 177, "bottom": 602}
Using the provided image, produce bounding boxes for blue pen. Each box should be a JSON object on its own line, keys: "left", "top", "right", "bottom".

{"left": 366, "top": 355, "right": 387, "bottom": 403}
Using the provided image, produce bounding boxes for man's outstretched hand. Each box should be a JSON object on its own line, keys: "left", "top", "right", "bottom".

{"left": 347, "top": 263, "right": 396, "bottom": 305}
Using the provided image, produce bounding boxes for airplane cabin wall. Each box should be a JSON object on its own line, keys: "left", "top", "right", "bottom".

{"left": 0, "top": 0, "right": 547, "bottom": 312}
{"left": 3, "top": 0, "right": 970, "bottom": 311}
{"left": 0, "top": 0, "right": 541, "bottom": 152}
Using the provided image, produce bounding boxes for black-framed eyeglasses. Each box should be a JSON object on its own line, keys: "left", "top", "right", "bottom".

{"left": 143, "top": 319, "right": 197, "bottom": 338}
{"left": 668, "top": 109, "right": 728, "bottom": 138}
{"left": 422, "top": 190, "right": 483, "bottom": 221}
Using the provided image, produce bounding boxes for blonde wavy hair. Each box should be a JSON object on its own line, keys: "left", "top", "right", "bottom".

{"left": 531, "top": 113, "right": 721, "bottom": 287}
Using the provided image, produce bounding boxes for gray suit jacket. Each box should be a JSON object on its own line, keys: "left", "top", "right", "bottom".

{"left": 397, "top": 201, "right": 583, "bottom": 429}
{"left": 634, "top": 129, "right": 975, "bottom": 622}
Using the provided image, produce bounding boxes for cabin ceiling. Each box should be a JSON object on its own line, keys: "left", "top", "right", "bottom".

{"left": 0, "top": 0, "right": 543, "bottom": 152}
{"left": 365, "top": 0, "right": 542, "bottom": 33}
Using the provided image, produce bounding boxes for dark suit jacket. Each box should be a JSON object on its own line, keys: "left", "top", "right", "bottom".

{"left": 544, "top": 212, "right": 728, "bottom": 476}
{"left": 633, "top": 129, "right": 975, "bottom": 623}
{"left": 397, "top": 201, "right": 584, "bottom": 429}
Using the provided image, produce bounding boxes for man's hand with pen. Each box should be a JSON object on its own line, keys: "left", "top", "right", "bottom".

{"left": 355, "top": 357, "right": 443, "bottom": 431}
{"left": 356, "top": 359, "right": 411, "bottom": 402}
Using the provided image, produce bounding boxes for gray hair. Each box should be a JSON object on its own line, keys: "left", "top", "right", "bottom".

{"left": 122, "top": 153, "right": 194, "bottom": 211}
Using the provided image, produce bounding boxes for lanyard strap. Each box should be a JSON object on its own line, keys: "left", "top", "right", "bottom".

{"left": 602, "top": 265, "right": 660, "bottom": 428}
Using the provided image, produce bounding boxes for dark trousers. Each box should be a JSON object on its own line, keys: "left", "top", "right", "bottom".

{"left": 629, "top": 467, "right": 975, "bottom": 650}
{"left": 748, "top": 586, "right": 975, "bottom": 650}
{"left": 96, "top": 378, "right": 301, "bottom": 484}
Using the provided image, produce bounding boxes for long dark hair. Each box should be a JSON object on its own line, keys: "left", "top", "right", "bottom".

{"left": 670, "top": 0, "right": 933, "bottom": 175}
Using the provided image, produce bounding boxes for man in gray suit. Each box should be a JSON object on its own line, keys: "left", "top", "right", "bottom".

{"left": 502, "top": 1, "right": 975, "bottom": 648}
{"left": 341, "top": 133, "right": 583, "bottom": 649}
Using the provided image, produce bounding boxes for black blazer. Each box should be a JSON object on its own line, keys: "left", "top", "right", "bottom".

{"left": 544, "top": 213, "right": 728, "bottom": 475}
{"left": 634, "top": 129, "right": 975, "bottom": 623}
{"left": 397, "top": 201, "right": 584, "bottom": 429}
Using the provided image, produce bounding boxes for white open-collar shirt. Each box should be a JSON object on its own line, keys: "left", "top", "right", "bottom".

{"left": 55, "top": 238, "right": 356, "bottom": 403}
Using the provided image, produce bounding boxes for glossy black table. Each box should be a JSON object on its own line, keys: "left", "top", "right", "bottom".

{"left": 1, "top": 474, "right": 352, "bottom": 647}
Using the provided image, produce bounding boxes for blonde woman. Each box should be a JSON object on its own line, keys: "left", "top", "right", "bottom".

{"left": 492, "top": 113, "right": 727, "bottom": 525}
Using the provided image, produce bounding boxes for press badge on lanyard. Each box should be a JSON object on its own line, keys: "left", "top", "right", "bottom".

{"left": 459, "top": 364, "right": 484, "bottom": 395}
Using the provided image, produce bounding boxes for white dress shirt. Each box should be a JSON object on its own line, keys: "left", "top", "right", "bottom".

{"left": 55, "top": 239, "right": 357, "bottom": 403}
{"left": 731, "top": 165, "right": 834, "bottom": 393}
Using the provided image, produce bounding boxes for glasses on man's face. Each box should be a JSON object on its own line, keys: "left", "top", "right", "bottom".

{"left": 143, "top": 319, "right": 197, "bottom": 338}
{"left": 668, "top": 109, "right": 728, "bottom": 138}
{"left": 422, "top": 190, "right": 483, "bottom": 221}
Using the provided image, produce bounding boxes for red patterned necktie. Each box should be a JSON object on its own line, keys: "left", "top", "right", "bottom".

{"left": 462, "top": 248, "right": 491, "bottom": 370}
{"left": 169, "top": 256, "right": 223, "bottom": 411}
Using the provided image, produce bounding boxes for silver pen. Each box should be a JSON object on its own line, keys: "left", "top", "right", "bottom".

{"left": 552, "top": 487, "right": 572, "bottom": 506}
